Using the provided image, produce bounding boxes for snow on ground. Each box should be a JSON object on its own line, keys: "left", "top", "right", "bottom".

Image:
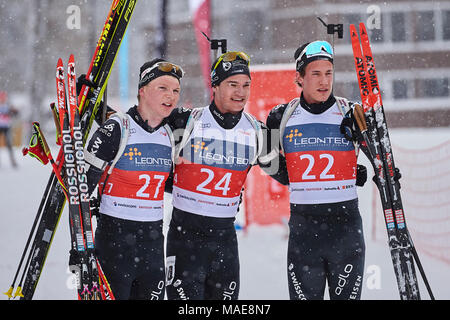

{"left": 0, "top": 127, "right": 449, "bottom": 300}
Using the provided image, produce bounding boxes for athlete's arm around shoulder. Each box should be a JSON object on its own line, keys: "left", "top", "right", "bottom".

{"left": 266, "top": 103, "right": 288, "bottom": 130}
{"left": 258, "top": 103, "right": 290, "bottom": 185}
{"left": 166, "top": 106, "right": 194, "bottom": 145}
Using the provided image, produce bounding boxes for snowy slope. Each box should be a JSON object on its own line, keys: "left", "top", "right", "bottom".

{"left": 1, "top": 127, "right": 449, "bottom": 300}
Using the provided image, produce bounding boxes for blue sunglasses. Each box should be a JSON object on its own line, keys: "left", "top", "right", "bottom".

{"left": 296, "top": 41, "right": 333, "bottom": 62}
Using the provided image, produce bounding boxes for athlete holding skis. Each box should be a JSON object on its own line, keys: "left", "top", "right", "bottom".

{"left": 83, "top": 59, "right": 183, "bottom": 300}
{"left": 164, "top": 51, "right": 275, "bottom": 300}
{"left": 264, "top": 41, "right": 368, "bottom": 300}
{"left": 349, "top": 23, "right": 432, "bottom": 300}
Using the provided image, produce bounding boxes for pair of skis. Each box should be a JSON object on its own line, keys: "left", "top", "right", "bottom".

{"left": 5, "top": 0, "right": 136, "bottom": 300}
{"left": 350, "top": 22, "right": 434, "bottom": 300}
{"left": 9, "top": 57, "right": 111, "bottom": 300}
{"left": 56, "top": 55, "right": 107, "bottom": 300}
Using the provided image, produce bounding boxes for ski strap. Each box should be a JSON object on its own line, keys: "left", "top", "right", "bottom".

{"left": 23, "top": 125, "right": 50, "bottom": 165}
{"left": 164, "top": 123, "right": 177, "bottom": 168}
{"left": 106, "top": 111, "right": 130, "bottom": 174}
{"left": 278, "top": 96, "right": 359, "bottom": 156}
{"left": 174, "top": 107, "right": 204, "bottom": 167}
{"left": 84, "top": 111, "right": 130, "bottom": 175}
{"left": 109, "top": 112, "right": 177, "bottom": 168}
{"left": 85, "top": 111, "right": 177, "bottom": 173}
{"left": 82, "top": 112, "right": 130, "bottom": 173}
{"left": 242, "top": 111, "right": 264, "bottom": 165}
{"left": 278, "top": 97, "right": 300, "bottom": 155}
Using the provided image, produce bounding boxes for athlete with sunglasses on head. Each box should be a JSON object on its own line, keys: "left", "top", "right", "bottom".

{"left": 82, "top": 58, "right": 183, "bottom": 299}
{"left": 164, "top": 51, "right": 276, "bottom": 300}
{"left": 263, "top": 41, "right": 368, "bottom": 300}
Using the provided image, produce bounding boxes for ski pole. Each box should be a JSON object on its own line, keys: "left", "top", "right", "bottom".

{"left": 32, "top": 122, "right": 67, "bottom": 194}
{"left": 406, "top": 230, "right": 435, "bottom": 300}
{"left": 3, "top": 175, "right": 54, "bottom": 299}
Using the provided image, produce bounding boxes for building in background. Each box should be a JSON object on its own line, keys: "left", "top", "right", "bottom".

{"left": 0, "top": 0, "right": 449, "bottom": 136}
{"left": 159, "top": 0, "right": 450, "bottom": 127}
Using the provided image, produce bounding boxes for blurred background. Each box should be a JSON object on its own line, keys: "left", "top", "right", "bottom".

{"left": 0, "top": 0, "right": 449, "bottom": 148}
{"left": 1, "top": 0, "right": 450, "bottom": 300}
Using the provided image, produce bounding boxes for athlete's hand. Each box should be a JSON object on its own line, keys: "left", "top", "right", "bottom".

{"left": 356, "top": 164, "right": 367, "bottom": 186}
{"left": 372, "top": 167, "right": 402, "bottom": 189}
{"left": 76, "top": 74, "right": 96, "bottom": 98}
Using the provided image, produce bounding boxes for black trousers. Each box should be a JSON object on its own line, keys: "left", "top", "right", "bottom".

{"left": 95, "top": 214, "right": 165, "bottom": 300}
{"left": 165, "top": 208, "right": 239, "bottom": 300}
{"left": 287, "top": 199, "right": 365, "bottom": 300}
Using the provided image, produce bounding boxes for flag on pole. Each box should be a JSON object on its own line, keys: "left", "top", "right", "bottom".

{"left": 189, "top": 0, "right": 211, "bottom": 97}
{"left": 156, "top": 0, "right": 168, "bottom": 58}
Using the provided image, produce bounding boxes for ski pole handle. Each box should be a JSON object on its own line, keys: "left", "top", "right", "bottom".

{"left": 353, "top": 103, "right": 367, "bottom": 133}
{"left": 33, "top": 122, "right": 68, "bottom": 192}
{"left": 50, "top": 103, "right": 62, "bottom": 145}
{"left": 33, "top": 122, "right": 51, "bottom": 157}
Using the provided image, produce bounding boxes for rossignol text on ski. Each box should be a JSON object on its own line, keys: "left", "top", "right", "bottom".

{"left": 4, "top": 0, "right": 137, "bottom": 300}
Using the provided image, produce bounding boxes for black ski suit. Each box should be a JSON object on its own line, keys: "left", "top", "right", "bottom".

{"left": 164, "top": 103, "right": 273, "bottom": 300}
{"left": 85, "top": 106, "right": 169, "bottom": 300}
{"left": 263, "top": 94, "right": 366, "bottom": 300}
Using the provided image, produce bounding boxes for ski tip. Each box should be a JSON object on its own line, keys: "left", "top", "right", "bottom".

{"left": 349, "top": 24, "right": 358, "bottom": 37}
{"left": 68, "top": 54, "right": 76, "bottom": 76}
{"left": 57, "top": 59, "right": 64, "bottom": 78}
{"left": 359, "top": 22, "right": 367, "bottom": 35}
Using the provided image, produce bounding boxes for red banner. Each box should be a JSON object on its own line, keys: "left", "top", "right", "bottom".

{"left": 244, "top": 65, "right": 301, "bottom": 225}
{"left": 189, "top": 0, "right": 211, "bottom": 95}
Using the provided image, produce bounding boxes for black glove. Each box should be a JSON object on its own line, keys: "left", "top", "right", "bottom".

{"left": 372, "top": 167, "right": 402, "bottom": 189}
{"left": 76, "top": 74, "right": 95, "bottom": 99}
{"left": 89, "top": 196, "right": 100, "bottom": 218}
{"left": 68, "top": 248, "right": 81, "bottom": 277}
{"left": 356, "top": 164, "right": 367, "bottom": 187}
{"left": 340, "top": 110, "right": 363, "bottom": 142}
{"left": 77, "top": 74, "right": 113, "bottom": 125}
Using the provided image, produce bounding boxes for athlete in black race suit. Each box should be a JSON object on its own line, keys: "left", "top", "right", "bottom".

{"left": 164, "top": 51, "right": 275, "bottom": 300}
{"left": 262, "top": 41, "right": 368, "bottom": 300}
